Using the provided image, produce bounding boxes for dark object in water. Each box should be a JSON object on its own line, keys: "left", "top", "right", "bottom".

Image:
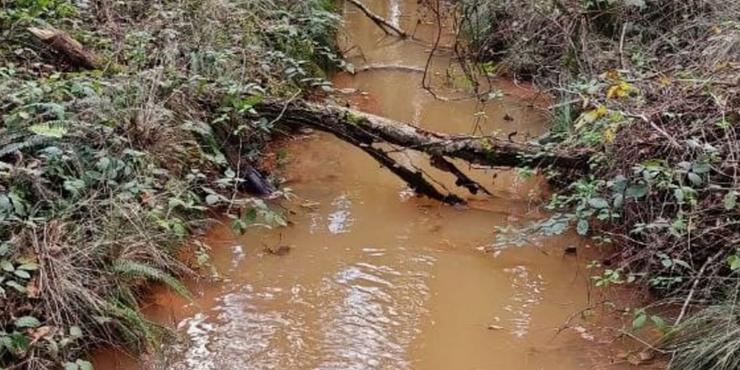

{"left": 264, "top": 245, "right": 292, "bottom": 256}
{"left": 243, "top": 166, "right": 276, "bottom": 196}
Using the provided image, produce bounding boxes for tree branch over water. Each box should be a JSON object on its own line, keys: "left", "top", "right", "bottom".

{"left": 255, "top": 100, "right": 591, "bottom": 203}
{"left": 345, "top": 0, "right": 408, "bottom": 38}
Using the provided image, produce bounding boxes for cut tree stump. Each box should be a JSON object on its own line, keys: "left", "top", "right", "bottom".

{"left": 28, "top": 27, "right": 102, "bottom": 70}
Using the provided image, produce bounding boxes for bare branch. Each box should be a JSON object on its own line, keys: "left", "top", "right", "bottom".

{"left": 345, "top": 0, "right": 408, "bottom": 38}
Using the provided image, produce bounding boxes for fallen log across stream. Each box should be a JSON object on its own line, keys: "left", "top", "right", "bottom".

{"left": 255, "top": 101, "right": 592, "bottom": 204}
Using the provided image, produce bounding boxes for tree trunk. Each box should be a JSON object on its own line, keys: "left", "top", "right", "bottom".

{"left": 256, "top": 100, "right": 591, "bottom": 170}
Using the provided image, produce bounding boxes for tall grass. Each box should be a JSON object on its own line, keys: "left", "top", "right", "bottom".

{"left": 663, "top": 303, "right": 740, "bottom": 370}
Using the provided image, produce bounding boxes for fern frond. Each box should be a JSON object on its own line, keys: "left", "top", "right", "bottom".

{"left": 105, "top": 298, "right": 164, "bottom": 347}
{"left": 0, "top": 135, "right": 52, "bottom": 157}
{"left": 112, "top": 260, "right": 192, "bottom": 300}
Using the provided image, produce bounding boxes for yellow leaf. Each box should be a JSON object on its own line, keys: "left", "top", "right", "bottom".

{"left": 596, "top": 104, "right": 608, "bottom": 116}
{"left": 658, "top": 75, "right": 672, "bottom": 86}
{"left": 603, "top": 121, "right": 622, "bottom": 143}
{"left": 714, "top": 62, "right": 730, "bottom": 72}
{"left": 607, "top": 81, "right": 634, "bottom": 99}
{"left": 604, "top": 127, "right": 616, "bottom": 143}
{"left": 575, "top": 105, "right": 608, "bottom": 129}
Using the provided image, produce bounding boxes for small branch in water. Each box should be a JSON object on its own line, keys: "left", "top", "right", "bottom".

{"left": 345, "top": 0, "right": 408, "bottom": 38}
{"left": 306, "top": 113, "right": 465, "bottom": 205}
{"left": 420, "top": 0, "right": 450, "bottom": 101}
{"left": 356, "top": 64, "right": 426, "bottom": 74}
{"left": 362, "top": 145, "right": 465, "bottom": 205}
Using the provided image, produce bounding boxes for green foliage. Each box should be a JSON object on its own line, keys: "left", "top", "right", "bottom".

{"left": 727, "top": 253, "right": 740, "bottom": 271}
{"left": 0, "top": 0, "right": 338, "bottom": 367}
{"left": 493, "top": 213, "right": 573, "bottom": 249}
{"left": 546, "top": 176, "right": 618, "bottom": 237}
{"left": 13, "top": 316, "right": 41, "bottom": 329}
{"left": 104, "top": 298, "right": 164, "bottom": 350}
{"left": 0, "top": 246, "right": 37, "bottom": 297}
{"left": 0, "top": 0, "right": 77, "bottom": 26}
{"left": 63, "top": 359, "right": 93, "bottom": 370}
{"left": 112, "top": 260, "right": 192, "bottom": 300}
{"left": 632, "top": 309, "right": 670, "bottom": 333}
{"left": 592, "top": 268, "right": 626, "bottom": 287}
{"left": 230, "top": 198, "right": 288, "bottom": 234}
{"left": 0, "top": 331, "right": 31, "bottom": 358}
{"left": 261, "top": 0, "right": 343, "bottom": 75}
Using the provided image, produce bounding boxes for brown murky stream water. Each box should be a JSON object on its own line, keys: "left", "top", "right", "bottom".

{"left": 95, "top": 1, "right": 633, "bottom": 369}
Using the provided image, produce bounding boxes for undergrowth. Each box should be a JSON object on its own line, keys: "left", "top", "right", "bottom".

{"left": 458, "top": 0, "right": 739, "bottom": 368}
{"left": 0, "top": 0, "right": 341, "bottom": 368}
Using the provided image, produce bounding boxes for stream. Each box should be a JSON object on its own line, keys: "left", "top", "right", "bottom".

{"left": 94, "top": 1, "right": 631, "bottom": 369}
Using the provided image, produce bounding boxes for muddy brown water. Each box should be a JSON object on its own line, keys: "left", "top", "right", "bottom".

{"left": 95, "top": 1, "right": 634, "bottom": 369}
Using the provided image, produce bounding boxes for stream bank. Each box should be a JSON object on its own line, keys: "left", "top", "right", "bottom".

{"left": 94, "top": 1, "right": 639, "bottom": 369}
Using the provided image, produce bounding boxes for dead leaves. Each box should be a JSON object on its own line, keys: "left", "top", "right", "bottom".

{"left": 607, "top": 81, "right": 637, "bottom": 99}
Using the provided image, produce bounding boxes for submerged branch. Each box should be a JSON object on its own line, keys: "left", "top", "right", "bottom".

{"left": 345, "top": 0, "right": 408, "bottom": 38}
{"left": 429, "top": 154, "right": 492, "bottom": 196}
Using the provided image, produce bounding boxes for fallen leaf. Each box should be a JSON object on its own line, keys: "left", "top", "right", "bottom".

{"left": 26, "top": 278, "right": 40, "bottom": 299}
{"left": 29, "top": 326, "right": 53, "bottom": 344}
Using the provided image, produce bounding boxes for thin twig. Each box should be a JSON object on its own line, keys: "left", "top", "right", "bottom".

{"left": 674, "top": 250, "right": 724, "bottom": 326}
{"left": 619, "top": 22, "right": 628, "bottom": 70}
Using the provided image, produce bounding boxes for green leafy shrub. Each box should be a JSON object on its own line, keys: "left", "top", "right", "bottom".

{"left": 459, "top": 1, "right": 738, "bottom": 367}
{"left": 0, "top": 0, "right": 341, "bottom": 368}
